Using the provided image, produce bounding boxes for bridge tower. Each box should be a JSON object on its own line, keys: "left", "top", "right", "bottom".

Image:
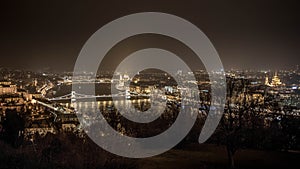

{"left": 71, "top": 91, "right": 76, "bottom": 102}
{"left": 125, "top": 89, "right": 131, "bottom": 99}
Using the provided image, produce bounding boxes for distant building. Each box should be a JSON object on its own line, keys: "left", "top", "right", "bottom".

{"left": 24, "top": 119, "right": 56, "bottom": 138}
{"left": 265, "top": 72, "right": 284, "bottom": 87}
{"left": 270, "top": 72, "right": 283, "bottom": 86}
{"left": 265, "top": 76, "right": 270, "bottom": 86}
{"left": 0, "top": 81, "right": 17, "bottom": 95}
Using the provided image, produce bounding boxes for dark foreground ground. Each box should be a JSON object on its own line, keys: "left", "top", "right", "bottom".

{"left": 138, "top": 144, "right": 300, "bottom": 169}
{"left": 1, "top": 140, "right": 298, "bottom": 169}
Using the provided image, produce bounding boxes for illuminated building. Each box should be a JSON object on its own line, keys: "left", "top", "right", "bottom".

{"left": 270, "top": 72, "right": 283, "bottom": 86}
{"left": 0, "top": 81, "right": 17, "bottom": 95}
{"left": 265, "top": 72, "right": 283, "bottom": 87}
{"left": 265, "top": 76, "right": 270, "bottom": 86}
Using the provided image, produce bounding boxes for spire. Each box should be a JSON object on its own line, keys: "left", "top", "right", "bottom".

{"left": 265, "top": 75, "right": 270, "bottom": 86}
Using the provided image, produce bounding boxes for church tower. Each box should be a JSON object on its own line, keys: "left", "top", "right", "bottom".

{"left": 265, "top": 75, "right": 270, "bottom": 86}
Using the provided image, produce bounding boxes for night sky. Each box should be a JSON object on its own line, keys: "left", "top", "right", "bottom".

{"left": 0, "top": 0, "right": 299, "bottom": 72}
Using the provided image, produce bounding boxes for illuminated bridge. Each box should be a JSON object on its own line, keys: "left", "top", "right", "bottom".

{"left": 48, "top": 91, "right": 152, "bottom": 101}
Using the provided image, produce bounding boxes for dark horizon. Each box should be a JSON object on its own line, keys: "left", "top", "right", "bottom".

{"left": 0, "top": 0, "right": 299, "bottom": 72}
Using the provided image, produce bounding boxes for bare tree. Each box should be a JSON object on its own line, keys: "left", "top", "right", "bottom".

{"left": 218, "top": 77, "right": 263, "bottom": 169}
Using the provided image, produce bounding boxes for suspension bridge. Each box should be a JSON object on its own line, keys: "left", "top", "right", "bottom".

{"left": 48, "top": 91, "right": 153, "bottom": 101}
